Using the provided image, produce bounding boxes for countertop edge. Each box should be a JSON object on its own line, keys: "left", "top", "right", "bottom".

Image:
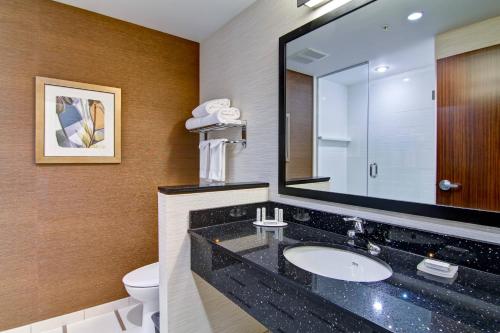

{"left": 285, "top": 176, "right": 331, "bottom": 185}
{"left": 158, "top": 182, "right": 269, "bottom": 195}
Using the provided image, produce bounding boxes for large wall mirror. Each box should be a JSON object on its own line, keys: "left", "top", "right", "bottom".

{"left": 279, "top": 0, "right": 500, "bottom": 226}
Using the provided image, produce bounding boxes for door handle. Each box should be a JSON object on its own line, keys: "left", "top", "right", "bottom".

{"left": 439, "top": 179, "right": 461, "bottom": 191}
{"left": 369, "top": 163, "right": 378, "bottom": 178}
{"left": 285, "top": 113, "right": 291, "bottom": 162}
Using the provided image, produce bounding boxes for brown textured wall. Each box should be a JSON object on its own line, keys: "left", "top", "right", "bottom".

{"left": 0, "top": 0, "right": 199, "bottom": 330}
{"left": 285, "top": 70, "right": 313, "bottom": 179}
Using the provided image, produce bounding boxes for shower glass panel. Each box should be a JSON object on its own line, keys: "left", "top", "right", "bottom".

{"left": 316, "top": 63, "right": 369, "bottom": 196}
{"left": 367, "top": 66, "right": 437, "bottom": 204}
{"left": 315, "top": 62, "right": 437, "bottom": 203}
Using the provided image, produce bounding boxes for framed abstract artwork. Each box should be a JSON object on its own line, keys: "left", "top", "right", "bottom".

{"left": 35, "top": 77, "right": 121, "bottom": 163}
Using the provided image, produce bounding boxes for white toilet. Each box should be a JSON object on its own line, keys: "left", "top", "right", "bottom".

{"left": 123, "top": 262, "right": 159, "bottom": 333}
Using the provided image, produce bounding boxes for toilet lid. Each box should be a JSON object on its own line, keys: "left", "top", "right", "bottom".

{"left": 123, "top": 262, "right": 159, "bottom": 288}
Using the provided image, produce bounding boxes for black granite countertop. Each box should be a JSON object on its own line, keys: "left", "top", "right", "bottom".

{"left": 189, "top": 220, "right": 500, "bottom": 333}
{"left": 158, "top": 182, "right": 269, "bottom": 195}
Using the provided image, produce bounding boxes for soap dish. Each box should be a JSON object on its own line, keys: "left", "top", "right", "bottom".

{"left": 253, "top": 221, "right": 288, "bottom": 227}
{"left": 417, "top": 259, "right": 458, "bottom": 279}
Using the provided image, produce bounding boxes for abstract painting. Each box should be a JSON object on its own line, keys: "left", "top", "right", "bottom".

{"left": 55, "top": 97, "right": 105, "bottom": 149}
{"left": 36, "top": 77, "right": 121, "bottom": 163}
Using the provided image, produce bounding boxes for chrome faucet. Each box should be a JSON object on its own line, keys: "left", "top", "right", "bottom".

{"left": 344, "top": 217, "right": 364, "bottom": 235}
{"left": 344, "top": 217, "right": 381, "bottom": 256}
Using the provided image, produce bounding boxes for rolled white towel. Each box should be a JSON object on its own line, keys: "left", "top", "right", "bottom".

{"left": 192, "top": 98, "right": 230, "bottom": 118}
{"left": 215, "top": 107, "right": 240, "bottom": 120}
{"left": 185, "top": 111, "right": 242, "bottom": 130}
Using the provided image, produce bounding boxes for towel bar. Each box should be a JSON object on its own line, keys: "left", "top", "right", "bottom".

{"left": 224, "top": 139, "right": 246, "bottom": 147}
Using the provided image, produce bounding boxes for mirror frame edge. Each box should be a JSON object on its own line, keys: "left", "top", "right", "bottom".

{"left": 278, "top": 0, "right": 499, "bottom": 228}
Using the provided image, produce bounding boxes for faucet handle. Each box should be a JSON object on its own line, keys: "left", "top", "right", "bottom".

{"left": 354, "top": 220, "right": 364, "bottom": 233}
{"left": 367, "top": 241, "right": 381, "bottom": 256}
{"left": 343, "top": 217, "right": 365, "bottom": 233}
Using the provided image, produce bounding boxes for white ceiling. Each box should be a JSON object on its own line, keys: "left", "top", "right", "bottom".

{"left": 287, "top": 0, "right": 500, "bottom": 78}
{"left": 53, "top": 0, "right": 257, "bottom": 42}
{"left": 322, "top": 63, "right": 368, "bottom": 86}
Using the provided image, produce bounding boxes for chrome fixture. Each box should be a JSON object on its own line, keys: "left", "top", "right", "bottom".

{"left": 367, "top": 242, "right": 381, "bottom": 256}
{"left": 344, "top": 217, "right": 381, "bottom": 255}
{"left": 439, "top": 179, "right": 461, "bottom": 191}
{"left": 285, "top": 113, "right": 290, "bottom": 162}
{"left": 344, "top": 216, "right": 365, "bottom": 234}
{"left": 188, "top": 121, "right": 247, "bottom": 148}
{"left": 369, "top": 163, "right": 378, "bottom": 178}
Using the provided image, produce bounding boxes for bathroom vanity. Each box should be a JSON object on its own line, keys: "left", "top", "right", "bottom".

{"left": 189, "top": 202, "right": 500, "bottom": 333}
{"left": 175, "top": 0, "right": 500, "bottom": 332}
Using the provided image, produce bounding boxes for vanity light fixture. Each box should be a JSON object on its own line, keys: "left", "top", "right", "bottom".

{"left": 298, "top": 0, "right": 333, "bottom": 8}
{"left": 407, "top": 11, "right": 423, "bottom": 21}
{"left": 374, "top": 65, "right": 389, "bottom": 73}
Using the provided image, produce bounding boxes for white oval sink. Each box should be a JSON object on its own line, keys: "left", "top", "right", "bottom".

{"left": 284, "top": 245, "right": 392, "bottom": 282}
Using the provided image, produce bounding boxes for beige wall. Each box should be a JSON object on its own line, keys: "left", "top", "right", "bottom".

{"left": 200, "top": 0, "right": 500, "bottom": 243}
{"left": 0, "top": 0, "right": 199, "bottom": 330}
{"left": 436, "top": 15, "right": 500, "bottom": 59}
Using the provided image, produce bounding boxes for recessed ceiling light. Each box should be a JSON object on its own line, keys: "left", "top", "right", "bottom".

{"left": 374, "top": 65, "right": 389, "bottom": 73}
{"left": 403, "top": 77, "right": 411, "bottom": 82}
{"left": 407, "top": 12, "right": 423, "bottom": 21}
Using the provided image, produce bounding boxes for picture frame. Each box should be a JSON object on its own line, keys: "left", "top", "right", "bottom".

{"left": 35, "top": 77, "right": 121, "bottom": 164}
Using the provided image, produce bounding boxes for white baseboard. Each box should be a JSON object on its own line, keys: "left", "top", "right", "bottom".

{"left": 1, "top": 297, "right": 134, "bottom": 333}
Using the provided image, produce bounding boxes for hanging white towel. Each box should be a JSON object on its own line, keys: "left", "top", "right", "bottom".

{"left": 199, "top": 140, "right": 211, "bottom": 180}
{"left": 208, "top": 139, "right": 227, "bottom": 182}
{"left": 192, "top": 99, "right": 231, "bottom": 118}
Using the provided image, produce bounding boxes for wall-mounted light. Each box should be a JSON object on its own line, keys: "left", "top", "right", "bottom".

{"left": 297, "top": 0, "right": 333, "bottom": 8}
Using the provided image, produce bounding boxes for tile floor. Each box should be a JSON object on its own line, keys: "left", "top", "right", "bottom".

{"left": 41, "top": 304, "right": 144, "bottom": 333}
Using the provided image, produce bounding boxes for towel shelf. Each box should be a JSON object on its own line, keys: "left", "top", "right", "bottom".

{"left": 188, "top": 121, "right": 246, "bottom": 133}
{"left": 189, "top": 121, "right": 247, "bottom": 148}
